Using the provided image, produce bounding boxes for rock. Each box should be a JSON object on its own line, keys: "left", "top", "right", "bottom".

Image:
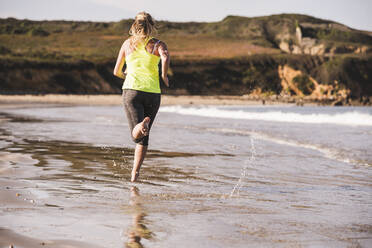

{"left": 361, "top": 96, "right": 370, "bottom": 105}
{"left": 296, "top": 26, "right": 302, "bottom": 45}
{"left": 296, "top": 98, "right": 304, "bottom": 106}
{"left": 278, "top": 65, "right": 306, "bottom": 96}
{"left": 310, "top": 44, "right": 325, "bottom": 55}
{"left": 292, "top": 45, "right": 302, "bottom": 54}
{"left": 331, "top": 99, "right": 343, "bottom": 106}
{"left": 354, "top": 46, "right": 368, "bottom": 54}
{"left": 279, "top": 41, "right": 291, "bottom": 53}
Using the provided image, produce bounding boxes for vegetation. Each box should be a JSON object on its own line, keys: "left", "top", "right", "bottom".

{"left": 0, "top": 14, "right": 370, "bottom": 63}
{"left": 0, "top": 15, "right": 371, "bottom": 99}
{"left": 293, "top": 74, "right": 314, "bottom": 95}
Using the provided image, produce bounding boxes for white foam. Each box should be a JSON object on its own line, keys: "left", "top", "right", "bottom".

{"left": 201, "top": 126, "right": 370, "bottom": 167}
{"left": 160, "top": 106, "right": 372, "bottom": 126}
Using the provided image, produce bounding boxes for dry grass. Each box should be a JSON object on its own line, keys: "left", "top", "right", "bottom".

{"left": 161, "top": 35, "right": 280, "bottom": 59}
{"left": 0, "top": 31, "right": 280, "bottom": 62}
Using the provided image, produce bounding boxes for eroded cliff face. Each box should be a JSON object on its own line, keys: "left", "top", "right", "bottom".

{"left": 165, "top": 55, "right": 372, "bottom": 104}
{"left": 0, "top": 55, "right": 371, "bottom": 104}
{"left": 0, "top": 60, "right": 123, "bottom": 94}
{"left": 278, "top": 65, "right": 350, "bottom": 100}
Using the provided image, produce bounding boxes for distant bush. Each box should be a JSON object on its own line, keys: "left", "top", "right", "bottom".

{"left": 302, "top": 26, "right": 372, "bottom": 44}
{"left": 93, "top": 22, "right": 108, "bottom": 29}
{"left": 28, "top": 27, "right": 49, "bottom": 36}
{"left": 242, "top": 61, "right": 282, "bottom": 94}
{"left": 112, "top": 19, "right": 132, "bottom": 32}
{"left": 293, "top": 74, "right": 314, "bottom": 95}
{"left": 0, "top": 45, "right": 11, "bottom": 55}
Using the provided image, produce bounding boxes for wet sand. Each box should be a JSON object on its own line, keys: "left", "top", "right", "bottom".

{"left": 1, "top": 101, "right": 371, "bottom": 247}
{"left": 0, "top": 155, "right": 105, "bottom": 248}
{"left": 0, "top": 112, "right": 230, "bottom": 247}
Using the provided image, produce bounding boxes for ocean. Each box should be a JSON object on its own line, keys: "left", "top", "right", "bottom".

{"left": 0, "top": 104, "right": 371, "bottom": 247}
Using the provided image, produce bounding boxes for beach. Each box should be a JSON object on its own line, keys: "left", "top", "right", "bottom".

{"left": 0, "top": 94, "right": 279, "bottom": 107}
{"left": 1, "top": 96, "right": 372, "bottom": 247}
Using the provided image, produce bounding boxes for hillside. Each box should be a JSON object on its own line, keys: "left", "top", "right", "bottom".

{"left": 0, "top": 14, "right": 371, "bottom": 104}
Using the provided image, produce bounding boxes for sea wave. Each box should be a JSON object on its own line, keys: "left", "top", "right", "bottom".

{"left": 188, "top": 126, "right": 371, "bottom": 167}
{"left": 160, "top": 106, "right": 372, "bottom": 126}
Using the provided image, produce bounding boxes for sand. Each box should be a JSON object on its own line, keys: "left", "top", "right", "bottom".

{"left": 0, "top": 228, "right": 104, "bottom": 248}
{"left": 0, "top": 94, "right": 285, "bottom": 107}
{"left": 0, "top": 153, "right": 105, "bottom": 248}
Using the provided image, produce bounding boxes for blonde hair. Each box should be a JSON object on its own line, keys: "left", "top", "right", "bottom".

{"left": 129, "top": 12, "right": 157, "bottom": 49}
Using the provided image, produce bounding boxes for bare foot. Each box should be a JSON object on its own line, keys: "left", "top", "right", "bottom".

{"left": 132, "top": 117, "right": 151, "bottom": 139}
{"left": 141, "top": 117, "right": 150, "bottom": 136}
{"left": 131, "top": 170, "right": 139, "bottom": 182}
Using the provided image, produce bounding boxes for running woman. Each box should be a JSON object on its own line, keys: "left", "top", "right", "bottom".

{"left": 113, "top": 12, "right": 170, "bottom": 182}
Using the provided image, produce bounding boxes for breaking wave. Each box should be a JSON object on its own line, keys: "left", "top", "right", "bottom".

{"left": 160, "top": 106, "right": 372, "bottom": 126}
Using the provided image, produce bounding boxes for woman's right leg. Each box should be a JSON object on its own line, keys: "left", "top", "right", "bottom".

{"left": 132, "top": 117, "right": 150, "bottom": 139}
{"left": 131, "top": 93, "right": 160, "bottom": 182}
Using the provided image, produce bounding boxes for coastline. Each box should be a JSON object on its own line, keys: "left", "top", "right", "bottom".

{"left": 0, "top": 94, "right": 284, "bottom": 108}
{"left": 0, "top": 94, "right": 358, "bottom": 108}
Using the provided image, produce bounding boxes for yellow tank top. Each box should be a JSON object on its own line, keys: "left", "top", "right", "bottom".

{"left": 123, "top": 37, "right": 161, "bottom": 93}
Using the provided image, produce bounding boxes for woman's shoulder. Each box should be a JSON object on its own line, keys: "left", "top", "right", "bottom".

{"left": 149, "top": 37, "right": 167, "bottom": 45}
{"left": 151, "top": 38, "right": 168, "bottom": 52}
{"left": 123, "top": 38, "right": 132, "bottom": 46}
{"left": 122, "top": 38, "right": 135, "bottom": 56}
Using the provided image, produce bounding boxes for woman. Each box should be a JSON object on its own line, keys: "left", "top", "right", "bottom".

{"left": 113, "top": 12, "right": 170, "bottom": 182}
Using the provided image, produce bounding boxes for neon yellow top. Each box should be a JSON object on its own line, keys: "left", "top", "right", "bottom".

{"left": 123, "top": 37, "right": 161, "bottom": 93}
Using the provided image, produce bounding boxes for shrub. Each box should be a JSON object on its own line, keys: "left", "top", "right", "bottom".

{"left": 293, "top": 74, "right": 314, "bottom": 95}
{"left": 28, "top": 27, "right": 49, "bottom": 36}
{"left": 0, "top": 45, "right": 11, "bottom": 55}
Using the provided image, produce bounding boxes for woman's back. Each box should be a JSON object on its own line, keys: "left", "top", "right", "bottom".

{"left": 124, "top": 37, "right": 161, "bottom": 57}
{"left": 123, "top": 37, "right": 161, "bottom": 93}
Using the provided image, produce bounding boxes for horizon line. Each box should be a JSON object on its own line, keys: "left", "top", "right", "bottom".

{"left": 1, "top": 13, "right": 371, "bottom": 32}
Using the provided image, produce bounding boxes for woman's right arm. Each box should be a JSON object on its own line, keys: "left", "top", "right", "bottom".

{"left": 158, "top": 41, "right": 170, "bottom": 87}
{"left": 113, "top": 41, "right": 126, "bottom": 79}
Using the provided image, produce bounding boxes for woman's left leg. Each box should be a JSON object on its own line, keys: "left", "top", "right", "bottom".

{"left": 131, "top": 144, "right": 147, "bottom": 182}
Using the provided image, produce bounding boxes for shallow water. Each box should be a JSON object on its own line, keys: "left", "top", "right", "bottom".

{"left": 0, "top": 104, "right": 371, "bottom": 247}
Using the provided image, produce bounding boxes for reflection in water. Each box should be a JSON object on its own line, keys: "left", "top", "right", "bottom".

{"left": 125, "top": 187, "right": 153, "bottom": 248}
{"left": 0, "top": 113, "right": 229, "bottom": 186}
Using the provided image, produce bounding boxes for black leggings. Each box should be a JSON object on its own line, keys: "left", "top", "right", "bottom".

{"left": 122, "top": 89, "right": 161, "bottom": 146}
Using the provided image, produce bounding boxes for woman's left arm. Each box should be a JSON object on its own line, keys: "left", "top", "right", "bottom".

{"left": 113, "top": 42, "right": 126, "bottom": 79}
{"left": 158, "top": 41, "right": 170, "bottom": 87}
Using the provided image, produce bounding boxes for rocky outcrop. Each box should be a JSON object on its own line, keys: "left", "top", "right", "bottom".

{"left": 278, "top": 65, "right": 351, "bottom": 100}
{"left": 278, "top": 65, "right": 305, "bottom": 96}
{"left": 274, "top": 21, "right": 371, "bottom": 56}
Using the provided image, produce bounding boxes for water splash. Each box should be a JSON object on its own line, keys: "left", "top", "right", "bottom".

{"left": 230, "top": 136, "right": 256, "bottom": 197}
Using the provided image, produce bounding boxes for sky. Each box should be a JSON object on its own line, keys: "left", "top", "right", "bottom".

{"left": 0, "top": 0, "right": 371, "bottom": 31}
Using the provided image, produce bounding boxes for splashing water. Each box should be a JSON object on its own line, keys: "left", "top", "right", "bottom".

{"left": 230, "top": 136, "right": 256, "bottom": 197}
